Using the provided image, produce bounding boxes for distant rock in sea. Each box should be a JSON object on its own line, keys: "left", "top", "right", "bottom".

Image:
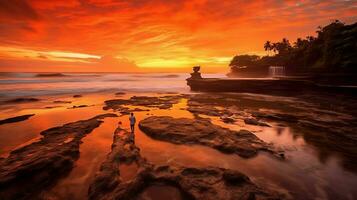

{"left": 0, "top": 114, "right": 35, "bottom": 125}
{"left": 115, "top": 92, "right": 126, "bottom": 95}
{"left": 35, "top": 73, "right": 67, "bottom": 77}
{"left": 53, "top": 100, "right": 72, "bottom": 104}
{"left": 4, "top": 98, "right": 40, "bottom": 104}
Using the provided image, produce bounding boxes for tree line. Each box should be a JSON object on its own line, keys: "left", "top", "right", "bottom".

{"left": 228, "top": 20, "right": 357, "bottom": 77}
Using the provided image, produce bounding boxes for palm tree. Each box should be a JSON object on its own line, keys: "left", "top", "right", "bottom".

{"left": 264, "top": 41, "right": 272, "bottom": 56}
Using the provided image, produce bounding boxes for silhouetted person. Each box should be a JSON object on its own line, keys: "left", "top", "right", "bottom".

{"left": 129, "top": 113, "right": 136, "bottom": 133}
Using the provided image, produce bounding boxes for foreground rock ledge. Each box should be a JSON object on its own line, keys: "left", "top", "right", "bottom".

{"left": 0, "top": 113, "right": 117, "bottom": 200}
{"left": 139, "top": 116, "right": 281, "bottom": 158}
{"left": 103, "top": 95, "right": 185, "bottom": 111}
{"left": 89, "top": 126, "right": 284, "bottom": 200}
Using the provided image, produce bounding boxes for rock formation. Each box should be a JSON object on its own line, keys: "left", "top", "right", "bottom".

{"left": 138, "top": 116, "right": 281, "bottom": 158}
{"left": 0, "top": 113, "right": 117, "bottom": 199}
{"left": 89, "top": 125, "right": 284, "bottom": 200}
{"left": 0, "top": 114, "right": 35, "bottom": 125}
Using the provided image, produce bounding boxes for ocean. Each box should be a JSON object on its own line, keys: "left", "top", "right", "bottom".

{"left": 0, "top": 72, "right": 225, "bottom": 99}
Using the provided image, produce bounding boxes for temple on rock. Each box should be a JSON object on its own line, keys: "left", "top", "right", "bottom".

{"left": 187, "top": 66, "right": 202, "bottom": 80}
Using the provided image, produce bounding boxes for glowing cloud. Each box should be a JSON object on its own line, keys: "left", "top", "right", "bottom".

{"left": 0, "top": 0, "right": 356, "bottom": 72}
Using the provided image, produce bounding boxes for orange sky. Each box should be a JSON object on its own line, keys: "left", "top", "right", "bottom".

{"left": 0, "top": 0, "right": 356, "bottom": 73}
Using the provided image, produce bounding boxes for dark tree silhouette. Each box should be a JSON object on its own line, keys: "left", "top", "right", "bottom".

{"left": 229, "top": 20, "right": 357, "bottom": 78}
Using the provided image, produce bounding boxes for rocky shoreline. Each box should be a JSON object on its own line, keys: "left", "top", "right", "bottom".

{"left": 89, "top": 125, "right": 284, "bottom": 200}
{"left": 0, "top": 114, "right": 117, "bottom": 199}
{"left": 0, "top": 91, "right": 356, "bottom": 199}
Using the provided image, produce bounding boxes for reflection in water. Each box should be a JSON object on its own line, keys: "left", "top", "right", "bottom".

{"left": 0, "top": 92, "right": 356, "bottom": 200}
{"left": 41, "top": 117, "right": 119, "bottom": 199}
{"left": 0, "top": 93, "right": 114, "bottom": 157}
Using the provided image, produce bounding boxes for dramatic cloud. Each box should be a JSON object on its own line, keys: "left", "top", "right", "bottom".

{"left": 0, "top": 0, "right": 356, "bottom": 72}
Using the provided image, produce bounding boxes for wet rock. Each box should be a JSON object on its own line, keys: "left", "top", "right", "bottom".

{"left": 104, "top": 103, "right": 149, "bottom": 115}
{"left": 187, "top": 106, "right": 222, "bottom": 116}
{"left": 252, "top": 112, "right": 299, "bottom": 123}
{"left": 44, "top": 106, "right": 62, "bottom": 109}
{"left": 68, "top": 104, "right": 89, "bottom": 109}
{"left": 53, "top": 100, "right": 72, "bottom": 104}
{"left": 0, "top": 113, "right": 117, "bottom": 199}
{"left": 104, "top": 95, "right": 183, "bottom": 111}
{"left": 220, "top": 116, "right": 235, "bottom": 123}
{"left": 0, "top": 114, "right": 35, "bottom": 125}
{"left": 88, "top": 127, "right": 145, "bottom": 200}
{"left": 89, "top": 126, "right": 284, "bottom": 200}
{"left": 4, "top": 98, "right": 40, "bottom": 104}
{"left": 222, "top": 169, "right": 250, "bottom": 186}
{"left": 139, "top": 116, "right": 279, "bottom": 158}
{"left": 186, "top": 92, "right": 357, "bottom": 174}
{"left": 73, "top": 94, "right": 83, "bottom": 98}
{"left": 244, "top": 118, "right": 271, "bottom": 127}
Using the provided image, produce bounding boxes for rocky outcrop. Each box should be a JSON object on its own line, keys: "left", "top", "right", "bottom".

{"left": 89, "top": 126, "right": 284, "bottom": 200}
{"left": 104, "top": 95, "right": 184, "bottom": 111}
{"left": 88, "top": 127, "right": 146, "bottom": 200}
{"left": 139, "top": 116, "right": 281, "bottom": 158}
{"left": 0, "top": 114, "right": 35, "bottom": 125}
{"left": 36, "top": 73, "right": 66, "bottom": 77}
{"left": 187, "top": 92, "right": 357, "bottom": 174}
{"left": 53, "top": 100, "right": 72, "bottom": 104}
{"left": 4, "top": 98, "right": 40, "bottom": 104}
{"left": 115, "top": 92, "right": 126, "bottom": 95}
{"left": 244, "top": 118, "right": 271, "bottom": 127}
{"left": 0, "top": 113, "right": 117, "bottom": 200}
{"left": 68, "top": 104, "right": 90, "bottom": 109}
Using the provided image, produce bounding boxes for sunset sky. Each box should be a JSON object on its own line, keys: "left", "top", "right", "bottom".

{"left": 0, "top": 0, "right": 356, "bottom": 72}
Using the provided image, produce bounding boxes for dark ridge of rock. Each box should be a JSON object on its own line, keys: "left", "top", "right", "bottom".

{"left": 53, "top": 100, "right": 72, "bottom": 104}
{"left": 0, "top": 114, "right": 35, "bottom": 125}
{"left": 44, "top": 106, "right": 62, "bottom": 109}
{"left": 36, "top": 73, "right": 67, "bottom": 77}
{"left": 88, "top": 127, "right": 147, "bottom": 200}
{"left": 68, "top": 105, "right": 89, "bottom": 109}
{"left": 103, "top": 95, "right": 183, "bottom": 111}
{"left": 89, "top": 126, "right": 284, "bottom": 200}
{"left": 103, "top": 103, "right": 150, "bottom": 115}
{"left": 139, "top": 116, "right": 281, "bottom": 158}
{"left": 244, "top": 118, "right": 271, "bottom": 127}
{"left": 4, "top": 98, "right": 40, "bottom": 104}
{"left": 115, "top": 92, "right": 126, "bottom": 95}
{"left": 0, "top": 113, "right": 118, "bottom": 200}
{"left": 220, "top": 116, "right": 235, "bottom": 123}
{"left": 187, "top": 105, "right": 225, "bottom": 116}
{"left": 117, "top": 107, "right": 150, "bottom": 115}
{"left": 73, "top": 94, "right": 83, "bottom": 98}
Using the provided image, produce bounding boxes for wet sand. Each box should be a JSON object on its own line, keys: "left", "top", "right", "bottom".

{"left": 0, "top": 91, "right": 356, "bottom": 199}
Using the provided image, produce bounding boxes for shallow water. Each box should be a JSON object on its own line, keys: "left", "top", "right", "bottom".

{"left": 41, "top": 117, "right": 119, "bottom": 199}
{"left": 0, "top": 92, "right": 356, "bottom": 200}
